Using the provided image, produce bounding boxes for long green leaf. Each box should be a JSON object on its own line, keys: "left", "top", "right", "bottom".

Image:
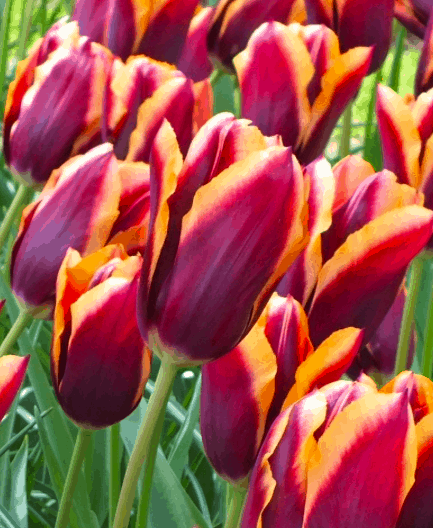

{"left": 0, "top": 501, "right": 21, "bottom": 528}
{"left": 9, "top": 435, "right": 28, "bottom": 528}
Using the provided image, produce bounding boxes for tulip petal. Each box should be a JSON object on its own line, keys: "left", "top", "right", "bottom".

{"left": 241, "top": 392, "right": 327, "bottom": 528}
{"left": 380, "top": 371, "right": 433, "bottom": 423}
{"left": 126, "top": 77, "right": 195, "bottom": 162}
{"left": 304, "top": 0, "right": 334, "bottom": 27}
{"left": 192, "top": 79, "right": 214, "bottom": 136}
{"left": 299, "top": 46, "right": 373, "bottom": 164}
{"left": 332, "top": 155, "right": 375, "bottom": 212}
{"left": 278, "top": 156, "right": 335, "bottom": 303}
{"left": 177, "top": 6, "right": 214, "bottom": 81}
{"left": 147, "top": 146, "right": 308, "bottom": 362}
{"left": 283, "top": 327, "right": 364, "bottom": 408}
{"left": 412, "top": 88, "right": 433, "bottom": 143}
{"left": 201, "top": 311, "right": 277, "bottom": 482}
{"left": 0, "top": 355, "right": 30, "bottom": 422}
{"left": 264, "top": 294, "right": 313, "bottom": 427}
{"left": 303, "top": 392, "right": 417, "bottom": 528}
{"left": 376, "top": 84, "right": 422, "bottom": 188}
{"left": 234, "top": 21, "right": 314, "bottom": 150}
{"left": 415, "top": 10, "right": 433, "bottom": 96}
{"left": 137, "top": 0, "right": 200, "bottom": 64}
{"left": 11, "top": 144, "right": 121, "bottom": 317}
{"left": 308, "top": 206, "right": 433, "bottom": 347}
{"left": 336, "top": 0, "right": 394, "bottom": 72}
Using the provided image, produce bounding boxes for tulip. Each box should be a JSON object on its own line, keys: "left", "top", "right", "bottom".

{"left": 3, "top": 27, "right": 119, "bottom": 187}
{"left": 234, "top": 22, "right": 373, "bottom": 164}
{"left": 201, "top": 293, "right": 363, "bottom": 483}
{"left": 51, "top": 245, "right": 151, "bottom": 429}
{"left": 72, "top": 0, "right": 152, "bottom": 61}
{"left": 304, "top": 0, "right": 394, "bottom": 72}
{"left": 0, "top": 355, "right": 30, "bottom": 423}
{"left": 241, "top": 374, "right": 426, "bottom": 527}
{"left": 415, "top": 10, "right": 433, "bottom": 95}
{"left": 207, "top": 0, "right": 306, "bottom": 72}
{"left": 395, "top": 0, "right": 432, "bottom": 38}
{"left": 137, "top": 117, "right": 309, "bottom": 365}
{"left": 376, "top": 84, "right": 433, "bottom": 214}
{"left": 10, "top": 143, "right": 151, "bottom": 318}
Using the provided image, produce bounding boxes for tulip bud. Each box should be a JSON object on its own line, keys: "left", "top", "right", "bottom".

{"left": 4, "top": 30, "right": 118, "bottom": 187}
{"left": 138, "top": 118, "right": 309, "bottom": 365}
{"left": 51, "top": 245, "right": 150, "bottom": 429}
{"left": 0, "top": 355, "right": 30, "bottom": 423}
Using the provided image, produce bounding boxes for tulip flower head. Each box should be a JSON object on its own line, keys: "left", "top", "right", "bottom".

{"left": 51, "top": 245, "right": 151, "bottom": 429}
{"left": 241, "top": 372, "right": 433, "bottom": 527}
{"left": 137, "top": 116, "right": 309, "bottom": 366}
{"left": 0, "top": 355, "right": 30, "bottom": 423}
{"left": 395, "top": 0, "right": 433, "bottom": 38}
{"left": 234, "top": 22, "right": 373, "bottom": 164}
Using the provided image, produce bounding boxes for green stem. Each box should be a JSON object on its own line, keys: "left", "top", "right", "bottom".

{"left": 223, "top": 486, "right": 247, "bottom": 528}
{"left": 394, "top": 257, "right": 424, "bottom": 377}
{"left": 210, "top": 69, "right": 224, "bottom": 86}
{"left": 0, "top": 310, "right": 32, "bottom": 358}
{"left": 113, "top": 357, "right": 179, "bottom": 528}
{"left": 339, "top": 100, "right": 353, "bottom": 159}
{"left": 55, "top": 428, "right": 93, "bottom": 528}
{"left": 421, "top": 259, "right": 433, "bottom": 378}
{"left": 0, "top": 185, "right": 31, "bottom": 251}
{"left": 387, "top": 23, "right": 407, "bottom": 92}
{"left": 109, "top": 423, "right": 122, "bottom": 528}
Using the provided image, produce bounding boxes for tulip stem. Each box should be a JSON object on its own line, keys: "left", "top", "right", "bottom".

{"left": 0, "top": 184, "right": 31, "bottom": 251}
{"left": 0, "top": 310, "right": 32, "bottom": 358}
{"left": 421, "top": 258, "right": 433, "bottom": 378}
{"left": 109, "top": 423, "right": 122, "bottom": 528}
{"left": 223, "top": 486, "right": 247, "bottom": 528}
{"left": 55, "top": 428, "right": 93, "bottom": 528}
{"left": 339, "top": 100, "right": 353, "bottom": 159}
{"left": 394, "top": 256, "right": 424, "bottom": 377}
{"left": 113, "top": 357, "right": 179, "bottom": 528}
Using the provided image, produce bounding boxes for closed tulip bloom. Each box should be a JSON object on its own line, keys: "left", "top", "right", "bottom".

{"left": 201, "top": 293, "right": 364, "bottom": 483}
{"left": 304, "top": 0, "right": 394, "bottom": 72}
{"left": 137, "top": 118, "right": 309, "bottom": 365}
{"left": 207, "top": 0, "right": 305, "bottom": 72}
{"left": 4, "top": 28, "right": 119, "bottom": 188}
{"left": 0, "top": 355, "right": 30, "bottom": 423}
{"left": 72, "top": 0, "right": 152, "bottom": 61}
{"left": 10, "top": 144, "right": 151, "bottom": 318}
{"left": 234, "top": 22, "right": 372, "bottom": 164}
{"left": 242, "top": 375, "right": 423, "bottom": 527}
{"left": 51, "top": 245, "right": 150, "bottom": 429}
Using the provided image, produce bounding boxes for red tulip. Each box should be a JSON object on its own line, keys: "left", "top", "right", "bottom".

{"left": 137, "top": 117, "right": 309, "bottom": 365}
{"left": 51, "top": 245, "right": 150, "bottom": 429}
{"left": 0, "top": 355, "right": 30, "bottom": 423}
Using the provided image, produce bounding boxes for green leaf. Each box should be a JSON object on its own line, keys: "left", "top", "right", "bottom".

{"left": 212, "top": 73, "right": 235, "bottom": 115}
{"left": 168, "top": 374, "right": 202, "bottom": 479}
{"left": 120, "top": 400, "right": 211, "bottom": 528}
{"left": 0, "top": 501, "right": 21, "bottom": 528}
{"left": 9, "top": 435, "right": 28, "bottom": 528}
{"left": 86, "top": 429, "right": 109, "bottom": 526}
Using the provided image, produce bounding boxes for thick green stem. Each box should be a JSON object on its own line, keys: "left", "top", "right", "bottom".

{"left": 109, "top": 423, "right": 122, "bottom": 528}
{"left": 223, "top": 486, "right": 247, "bottom": 528}
{"left": 421, "top": 258, "right": 433, "bottom": 378}
{"left": 394, "top": 257, "right": 424, "bottom": 377}
{"left": 339, "top": 101, "right": 353, "bottom": 159}
{"left": 55, "top": 428, "right": 93, "bottom": 528}
{"left": 0, "top": 310, "right": 32, "bottom": 358}
{"left": 113, "top": 357, "right": 178, "bottom": 528}
{"left": 0, "top": 185, "right": 31, "bottom": 251}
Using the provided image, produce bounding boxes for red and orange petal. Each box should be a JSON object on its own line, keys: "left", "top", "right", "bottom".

{"left": 241, "top": 392, "right": 327, "bottom": 528}
{"left": 0, "top": 355, "right": 30, "bottom": 422}
{"left": 283, "top": 327, "right": 364, "bottom": 408}
{"left": 137, "top": 0, "right": 200, "bottom": 64}
{"left": 201, "top": 312, "right": 277, "bottom": 482}
{"left": 308, "top": 206, "right": 433, "bottom": 347}
{"left": 376, "top": 84, "right": 422, "bottom": 188}
{"left": 303, "top": 392, "right": 417, "bottom": 528}
{"left": 143, "top": 145, "right": 308, "bottom": 364}
{"left": 264, "top": 294, "right": 313, "bottom": 427}
{"left": 11, "top": 144, "right": 121, "bottom": 317}
{"left": 415, "top": 9, "right": 433, "bottom": 96}
{"left": 332, "top": 155, "right": 375, "bottom": 212}
{"left": 233, "top": 21, "right": 313, "bottom": 150}
{"left": 298, "top": 46, "right": 373, "bottom": 164}
{"left": 126, "top": 77, "right": 195, "bottom": 163}
{"left": 381, "top": 371, "right": 433, "bottom": 424}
